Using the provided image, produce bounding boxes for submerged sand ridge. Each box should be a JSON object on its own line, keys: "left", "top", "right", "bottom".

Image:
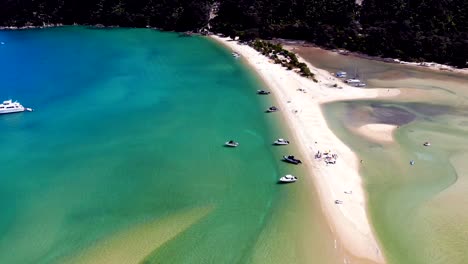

{"left": 211, "top": 36, "right": 400, "bottom": 263}
{"left": 356, "top": 124, "right": 398, "bottom": 143}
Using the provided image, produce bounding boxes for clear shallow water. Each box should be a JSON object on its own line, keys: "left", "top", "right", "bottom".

{"left": 0, "top": 27, "right": 341, "bottom": 263}
{"left": 296, "top": 47, "right": 468, "bottom": 264}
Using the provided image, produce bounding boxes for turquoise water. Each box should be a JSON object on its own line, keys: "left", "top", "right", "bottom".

{"left": 0, "top": 27, "right": 340, "bottom": 263}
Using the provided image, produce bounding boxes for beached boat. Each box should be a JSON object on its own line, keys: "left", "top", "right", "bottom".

{"left": 225, "top": 140, "right": 239, "bottom": 147}
{"left": 274, "top": 138, "right": 289, "bottom": 145}
{"left": 257, "top": 90, "right": 271, "bottom": 95}
{"left": 282, "top": 155, "right": 302, "bottom": 165}
{"left": 266, "top": 106, "right": 278, "bottom": 113}
{"left": 0, "top": 99, "right": 32, "bottom": 115}
{"left": 279, "top": 174, "right": 297, "bottom": 183}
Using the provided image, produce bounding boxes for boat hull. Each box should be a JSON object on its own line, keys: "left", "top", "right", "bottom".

{"left": 278, "top": 180, "right": 297, "bottom": 184}
{"left": 282, "top": 159, "right": 301, "bottom": 165}
{"left": 0, "top": 108, "right": 25, "bottom": 115}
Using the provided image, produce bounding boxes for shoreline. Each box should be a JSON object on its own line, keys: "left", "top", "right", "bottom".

{"left": 211, "top": 35, "right": 400, "bottom": 263}
{"left": 1, "top": 23, "right": 465, "bottom": 74}
{"left": 277, "top": 39, "right": 468, "bottom": 76}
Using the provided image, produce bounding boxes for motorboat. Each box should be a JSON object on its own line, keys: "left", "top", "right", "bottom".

{"left": 232, "top": 52, "right": 240, "bottom": 58}
{"left": 225, "top": 140, "right": 239, "bottom": 147}
{"left": 345, "top": 78, "right": 361, "bottom": 84}
{"left": 279, "top": 174, "right": 297, "bottom": 183}
{"left": 274, "top": 138, "right": 289, "bottom": 145}
{"left": 0, "top": 99, "right": 26, "bottom": 115}
{"left": 410, "top": 160, "right": 415, "bottom": 165}
{"left": 353, "top": 83, "right": 366, "bottom": 87}
{"left": 282, "top": 155, "right": 302, "bottom": 165}
{"left": 423, "top": 142, "right": 431, "bottom": 147}
{"left": 257, "top": 90, "right": 271, "bottom": 95}
{"left": 266, "top": 106, "right": 278, "bottom": 113}
{"left": 335, "top": 71, "right": 347, "bottom": 78}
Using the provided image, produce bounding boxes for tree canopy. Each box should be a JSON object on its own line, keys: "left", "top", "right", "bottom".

{"left": 0, "top": 0, "right": 466, "bottom": 67}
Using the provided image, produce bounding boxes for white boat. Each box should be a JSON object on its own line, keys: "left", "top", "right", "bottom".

{"left": 345, "top": 78, "right": 361, "bottom": 84}
{"left": 0, "top": 99, "right": 26, "bottom": 115}
{"left": 353, "top": 83, "right": 366, "bottom": 87}
{"left": 335, "top": 71, "right": 347, "bottom": 78}
{"left": 410, "top": 160, "right": 415, "bottom": 165}
{"left": 423, "top": 142, "right": 431, "bottom": 147}
{"left": 274, "top": 138, "right": 289, "bottom": 145}
{"left": 232, "top": 52, "right": 240, "bottom": 58}
{"left": 225, "top": 140, "right": 239, "bottom": 147}
{"left": 279, "top": 174, "right": 297, "bottom": 183}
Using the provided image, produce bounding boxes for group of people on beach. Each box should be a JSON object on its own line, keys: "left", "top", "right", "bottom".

{"left": 315, "top": 150, "right": 338, "bottom": 164}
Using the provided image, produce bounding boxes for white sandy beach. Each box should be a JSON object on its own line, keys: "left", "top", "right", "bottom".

{"left": 212, "top": 36, "right": 400, "bottom": 263}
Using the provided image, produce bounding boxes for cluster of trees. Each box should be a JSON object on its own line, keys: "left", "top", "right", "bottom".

{"left": 360, "top": 0, "right": 468, "bottom": 67}
{"left": 0, "top": 0, "right": 466, "bottom": 67}
{"left": 0, "top": 0, "right": 212, "bottom": 31}
{"left": 252, "top": 40, "right": 314, "bottom": 78}
{"left": 212, "top": 0, "right": 467, "bottom": 67}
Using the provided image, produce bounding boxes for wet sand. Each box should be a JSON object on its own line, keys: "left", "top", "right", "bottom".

{"left": 356, "top": 124, "right": 397, "bottom": 143}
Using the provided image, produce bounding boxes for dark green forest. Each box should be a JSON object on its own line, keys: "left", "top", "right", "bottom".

{"left": 0, "top": 0, "right": 466, "bottom": 67}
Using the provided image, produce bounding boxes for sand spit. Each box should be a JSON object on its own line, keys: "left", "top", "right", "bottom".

{"left": 211, "top": 36, "right": 400, "bottom": 263}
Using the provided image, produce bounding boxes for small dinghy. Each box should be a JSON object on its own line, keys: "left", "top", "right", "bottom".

{"left": 423, "top": 142, "right": 431, "bottom": 147}
{"left": 282, "top": 155, "right": 302, "bottom": 165}
{"left": 279, "top": 174, "right": 297, "bottom": 183}
{"left": 274, "top": 138, "right": 290, "bottom": 145}
{"left": 266, "top": 106, "right": 278, "bottom": 113}
{"left": 257, "top": 90, "right": 271, "bottom": 95}
{"left": 225, "top": 140, "right": 239, "bottom": 147}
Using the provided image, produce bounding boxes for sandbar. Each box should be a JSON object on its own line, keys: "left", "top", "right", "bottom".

{"left": 212, "top": 35, "right": 400, "bottom": 263}
{"left": 356, "top": 124, "right": 397, "bottom": 143}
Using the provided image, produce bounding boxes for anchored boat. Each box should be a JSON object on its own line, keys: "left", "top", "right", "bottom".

{"left": 282, "top": 155, "right": 302, "bottom": 165}
{"left": 257, "top": 90, "right": 271, "bottom": 95}
{"left": 274, "top": 138, "right": 290, "bottom": 145}
{"left": 266, "top": 106, "right": 278, "bottom": 113}
{"left": 225, "top": 140, "right": 239, "bottom": 147}
{"left": 279, "top": 174, "right": 297, "bottom": 183}
{"left": 0, "top": 99, "right": 33, "bottom": 115}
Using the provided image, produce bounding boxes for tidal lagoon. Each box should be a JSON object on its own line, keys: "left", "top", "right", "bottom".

{"left": 295, "top": 47, "right": 468, "bottom": 264}
{"left": 0, "top": 27, "right": 342, "bottom": 263}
